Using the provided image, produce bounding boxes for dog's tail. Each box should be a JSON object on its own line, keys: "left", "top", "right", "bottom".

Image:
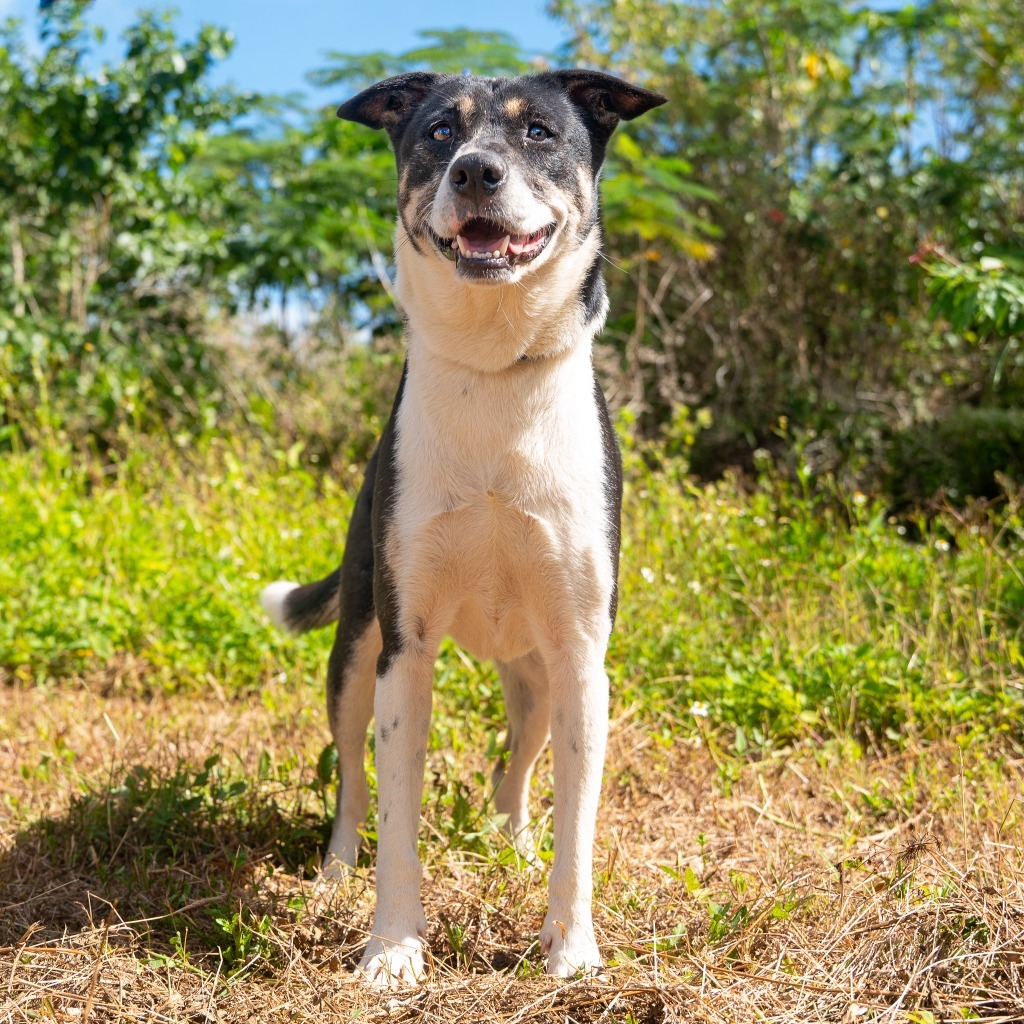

{"left": 260, "top": 568, "right": 341, "bottom": 635}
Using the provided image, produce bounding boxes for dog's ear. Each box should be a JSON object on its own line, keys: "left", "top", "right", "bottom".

{"left": 549, "top": 69, "right": 667, "bottom": 132}
{"left": 337, "top": 72, "right": 443, "bottom": 135}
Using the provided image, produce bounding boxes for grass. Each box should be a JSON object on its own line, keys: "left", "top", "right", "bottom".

{"left": 3, "top": 688, "right": 1023, "bottom": 1021}
{"left": 2, "top": 432, "right": 1022, "bottom": 747}
{"left": 2, "top": 431, "right": 1024, "bottom": 1021}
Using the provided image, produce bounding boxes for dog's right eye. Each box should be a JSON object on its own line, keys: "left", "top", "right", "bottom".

{"left": 430, "top": 122, "right": 453, "bottom": 142}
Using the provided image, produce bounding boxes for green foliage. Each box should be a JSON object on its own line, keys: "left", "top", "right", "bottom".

{"left": 0, "top": 435, "right": 348, "bottom": 690}
{"left": 924, "top": 251, "right": 1024, "bottom": 339}
{"left": 61, "top": 752, "right": 329, "bottom": 879}
{"left": 919, "top": 249, "right": 1024, "bottom": 395}
{"left": 2, "top": 427, "right": 1020, "bottom": 750}
{"left": 308, "top": 28, "right": 538, "bottom": 89}
{"left": 184, "top": 106, "right": 399, "bottom": 345}
{"left": 614, "top": 428, "right": 1024, "bottom": 747}
{"left": 888, "top": 406, "right": 1024, "bottom": 504}
{"left": 551, "top": 0, "right": 1024, "bottom": 455}
{"left": 0, "top": 2, "right": 247, "bottom": 443}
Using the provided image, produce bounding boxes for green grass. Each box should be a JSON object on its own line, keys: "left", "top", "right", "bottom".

{"left": 1, "top": 431, "right": 1022, "bottom": 753}
{"left": 2, "top": 431, "right": 1022, "bottom": 1021}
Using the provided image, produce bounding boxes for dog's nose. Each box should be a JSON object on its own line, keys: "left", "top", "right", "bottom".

{"left": 448, "top": 152, "right": 507, "bottom": 201}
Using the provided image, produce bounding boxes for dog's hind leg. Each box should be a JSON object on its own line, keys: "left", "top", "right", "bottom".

{"left": 319, "top": 449, "right": 381, "bottom": 879}
{"left": 492, "top": 651, "right": 551, "bottom": 861}
{"left": 322, "top": 615, "right": 380, "bottom": 877}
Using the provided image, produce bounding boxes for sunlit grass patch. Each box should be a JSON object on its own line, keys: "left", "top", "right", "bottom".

{"left": 2, "top": 689, "right": 1022, "bottom": 1022}
{"left": 1, "top": 434, "right": 1021, "bottom": 752}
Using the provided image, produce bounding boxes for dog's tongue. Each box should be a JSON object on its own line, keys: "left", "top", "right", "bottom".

{"left": 507, "top": 228, "right": 547, "bottom": 255}
{"left": 460, "top": 222, "right": 508, "bottom": 254}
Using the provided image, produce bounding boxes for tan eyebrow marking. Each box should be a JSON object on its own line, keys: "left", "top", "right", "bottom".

{"left": 457, "top": 95, "right": 475, "bottom": 118}
{"left": 503, "top": 97, "right": 526, "bottom": 117}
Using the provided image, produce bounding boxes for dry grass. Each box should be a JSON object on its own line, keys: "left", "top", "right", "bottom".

{"left": 2, "top": 684, "right": 1023, "bottom": 1023}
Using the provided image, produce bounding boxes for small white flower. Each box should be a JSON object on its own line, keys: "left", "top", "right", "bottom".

{"left": 853, "top": 492, "right": 867, "bottom": 506}
{"left": 753, "top": 516, "right": 766, "bottom": 527}
{"left": 640, "top": 566, "right": 656, "bottom": 583}
{"left": 935, "top": 539, "right": 950, "bottom": 552}
{"left": 688, "top": 580, "right": 702, "bottom": 594}
{"left": 689, "top": 701, "right": 710, "bottom": 718}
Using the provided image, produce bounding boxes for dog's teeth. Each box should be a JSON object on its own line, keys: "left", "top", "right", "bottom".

{"left": 499, "top": 235, "right": 510, "bottom": 256}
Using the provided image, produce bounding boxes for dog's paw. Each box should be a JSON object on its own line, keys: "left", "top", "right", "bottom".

{"left": 539, "top": 917, "right": 602, "bottom": 978}
{"left": 356, "top": 937, "right": 426, "bottom": 989}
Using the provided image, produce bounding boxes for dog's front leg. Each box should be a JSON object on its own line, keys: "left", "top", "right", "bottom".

{"left": 540, "top": 647, "right": 609, "bottom": 977}
{"left": 357, "top": 649, "right": 433, "bottom": 988}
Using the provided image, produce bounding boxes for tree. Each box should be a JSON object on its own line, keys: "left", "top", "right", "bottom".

{"left": 0, "top": 2, "right": 245, "bottom": 442}
{"left": 548, "top": 0, "right": 1024, "bottom": 467}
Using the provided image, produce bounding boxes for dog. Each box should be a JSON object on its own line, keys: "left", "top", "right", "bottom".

{"left": 261, "top": 69, "right": 665, "bottom": 986}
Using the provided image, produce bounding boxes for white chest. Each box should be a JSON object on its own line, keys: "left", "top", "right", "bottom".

{"left": 387, "top": 350, "right": 614, "bottom": 662}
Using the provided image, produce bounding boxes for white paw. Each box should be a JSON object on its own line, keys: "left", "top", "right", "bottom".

{"left": 540, "top": 918, "right": 602, "bottom": 978}
{"left": 356, "top": 937, "right": 426, "bottom": 988}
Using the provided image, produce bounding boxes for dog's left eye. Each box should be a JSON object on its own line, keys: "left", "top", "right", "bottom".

{"left": 526, "top": 124, "right": 551, "bottom": 142}
{"left": 430, "top": 122, "right": 453, "bottom": 142}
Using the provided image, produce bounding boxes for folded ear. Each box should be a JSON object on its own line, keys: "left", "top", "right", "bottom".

{"left": 337, "top": 72, "right": 445, "bottom": 135}
{"left": 548, "top": 69, "right": 667, "bottom": 129}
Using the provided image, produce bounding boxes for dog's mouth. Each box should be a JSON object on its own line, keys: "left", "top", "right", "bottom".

{"left": 431, "top": 218, "right": 555, "bottom": 274}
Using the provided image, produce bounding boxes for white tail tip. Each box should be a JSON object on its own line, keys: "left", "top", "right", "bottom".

{"left": 260, "top": 580, "right": 300, "bottom": 632}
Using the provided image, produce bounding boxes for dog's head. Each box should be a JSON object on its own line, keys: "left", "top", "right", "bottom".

{"left": 338, "top": 71, "right": 666, "bottom": 288}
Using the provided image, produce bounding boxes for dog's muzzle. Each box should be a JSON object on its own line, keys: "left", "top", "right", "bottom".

{"left": 424, "top": 148, "right": 557, "bottom": 277}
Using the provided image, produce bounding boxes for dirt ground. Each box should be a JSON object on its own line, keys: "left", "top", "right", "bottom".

{"left": 2, "top": 685, "right": 1022, "bottom": 1023}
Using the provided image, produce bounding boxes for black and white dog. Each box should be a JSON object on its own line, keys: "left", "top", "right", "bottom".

{"left": 262, "top": 69, "right": 665, "bottom": 986}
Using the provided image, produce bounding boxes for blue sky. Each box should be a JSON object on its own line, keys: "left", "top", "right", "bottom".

{"left": 1, "top": 1, "right": 568, "bottom": 100}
